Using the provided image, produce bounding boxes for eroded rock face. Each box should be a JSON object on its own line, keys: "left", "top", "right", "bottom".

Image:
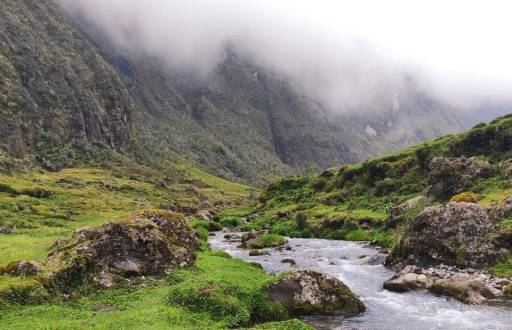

{"left": 269, "top": 270, "right": 365, "bottom": 316}
{"left": 425, "top": 157, "right": 492, "bottom": 199}
{"left": 391, "top": 202, "right": 503, "bottom": 268}
{"left": 44, "top": 210, "right": 198, "bottom": 289}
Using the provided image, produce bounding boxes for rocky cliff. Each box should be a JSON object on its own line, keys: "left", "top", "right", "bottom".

{"left": 0, "top": 0, "right": 463, "bottom": 184}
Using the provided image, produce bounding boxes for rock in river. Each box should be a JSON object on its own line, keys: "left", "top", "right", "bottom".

{"left": 269, "top": 270, "right": 365, "bottom": 316}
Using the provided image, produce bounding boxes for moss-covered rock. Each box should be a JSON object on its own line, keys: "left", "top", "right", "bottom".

{"left": 268, "top": 270, "right": 365, "bottom": 316}
{"left": 391, "top": 202, "right": 504, "bottom": 268}
{"left": 43, "top": 209, "right": 198, "bottom": 290}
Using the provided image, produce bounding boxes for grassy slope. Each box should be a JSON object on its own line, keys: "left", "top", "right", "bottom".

{"left": 0, "top": 151, "right": 312, "bottom": 329}
{"left": 248, "top": 114, "right": 512, "bottom": 273}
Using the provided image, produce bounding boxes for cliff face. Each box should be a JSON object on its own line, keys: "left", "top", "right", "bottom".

{"left": 0, "top": 0, "right": 134, "bottom": 162}
{"left": 0, "top": 0, "right": 463, "bottom": 184}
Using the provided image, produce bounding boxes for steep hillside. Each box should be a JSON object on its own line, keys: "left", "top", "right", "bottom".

{"left": 0, "top": 0, "right": 463, "bottom": 185}
{"left": 246, "top": 114, "right": 512, "bottom": 276}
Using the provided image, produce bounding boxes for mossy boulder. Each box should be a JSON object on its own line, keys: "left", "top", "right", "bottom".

{"left": 425, "top": 157, "right": 492, "bottom": 199}
{"left": 43, "top": 210, "right": 198, "bottom": 290}
{"left": 268, "top": 270, "right": 365, "bottom": 316}
{"left": 391, "top": 202, "right": 504, "bottom": 268}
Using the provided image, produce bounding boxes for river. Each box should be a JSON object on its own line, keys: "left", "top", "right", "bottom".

{"left": 209, "top": 232, "right": 512, "bottom": 330}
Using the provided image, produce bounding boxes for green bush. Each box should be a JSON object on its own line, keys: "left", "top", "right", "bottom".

{"left": 252, "top": 234, "right": 287, "bottom": 249}
{"left": 220, "top": 216, "right": 241, "bottom": 229}
{"left": 294, "top": 212, "right": 307, "bottom": 230}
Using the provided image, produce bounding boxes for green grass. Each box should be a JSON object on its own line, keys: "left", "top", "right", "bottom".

{"left": 0, "top": 164, "right": 249, "bottom": 264}
{"left": 0, "top": 251, "right": 308, "bottom": 329}
{"left": 251, "top": 234, "right": 287, "bottom": 249}
{"left": 490, "top": 257, "right": 512, "bottom": 278}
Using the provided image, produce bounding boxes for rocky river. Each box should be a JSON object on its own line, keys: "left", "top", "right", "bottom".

{"left": 209, "top": 232, "right": 512, "bottom": 330}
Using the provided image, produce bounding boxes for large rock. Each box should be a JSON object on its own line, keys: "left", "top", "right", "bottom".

{"left": 425, "top": 157, "right": 492, "bottom": 199}
{"left": 383, "top": 272, "right": 432, "bottom": 292}
{"left": 44, "top": 210, "right": 198, "bottom": 289}
{"left": 269, "top": 270, "right": 365, "bottom": 316}
{"left": 430, "top": 276, "right": 496, "bottom": 305}
{"left": 384, "top": 269, "right": 497, "bottom": 305}
{"left": 391, "top": 202, "right": 503, "bottom": 268}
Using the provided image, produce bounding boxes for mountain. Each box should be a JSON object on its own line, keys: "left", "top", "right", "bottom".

{"left": 0, "top": 0, "right": 463, "bottom": 185}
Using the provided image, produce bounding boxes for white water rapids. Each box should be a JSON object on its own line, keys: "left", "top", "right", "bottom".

{"left": 209, "top": 232, "right": 512, "bottom": 330}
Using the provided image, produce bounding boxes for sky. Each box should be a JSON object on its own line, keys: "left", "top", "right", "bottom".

{"left": 58, "top": 0, "right": 512, "bottom": 111}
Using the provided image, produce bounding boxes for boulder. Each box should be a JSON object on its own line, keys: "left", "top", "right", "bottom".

{"left": 281, "top": 258, "right": 297, "bottom": 266}
{"left": 0, "top": 260, "right": 42, "bottom": 276}
{"left": 269, "top": 270, "right": 365, "bottom": 316}
{"left": 249, "top": 250, "right": 270, "bottom": 256}
{"left": 241, "top": 230, "right": 266, "bottom": 249}
{"left": 0, "top": 226, "right": 13, "bottom": 234}
{"left": 44, "top": 210, "right": 198, "bottom": 289}
{"left": 430, "top": 276, "right": 496, "bottom": 304}
{"left": 384, "top": 273, "right": 433, "bottom": 292}
{"left": 391, "top": 202, "right": 503, "bottom": 267}
{"left": 425, "top": 157, "right": 492, "bottom": 199}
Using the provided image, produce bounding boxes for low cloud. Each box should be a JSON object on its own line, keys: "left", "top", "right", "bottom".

{"left": 58, "top": 0, "right": 512, "bottom": 112}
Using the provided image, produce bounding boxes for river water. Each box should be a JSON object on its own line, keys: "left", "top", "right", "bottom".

{"left": 209, "top": 232, "right": 512, "bottom": 330}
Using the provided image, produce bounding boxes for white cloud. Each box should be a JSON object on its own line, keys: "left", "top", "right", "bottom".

{"left": 58, "top": 0, "right": 512, "bottom": 110}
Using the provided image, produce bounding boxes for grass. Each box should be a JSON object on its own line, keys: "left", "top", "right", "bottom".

{"left": 490, "top": 257, "right": 512, "bottom": 278}
{"left": 0, "top": 157, "right": 313, "bottom": 329}
{"left": 0, "top": 164, "right": 249, "bottom": 264}
{"left": 0, "top": 251, "right": 309, "bottom": 329}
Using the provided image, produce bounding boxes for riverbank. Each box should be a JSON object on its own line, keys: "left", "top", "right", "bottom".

{"left": 209, "top": 231, "right": 512, "bottom": 330}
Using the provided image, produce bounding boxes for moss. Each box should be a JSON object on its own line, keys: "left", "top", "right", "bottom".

{"left": 504, "top": 284, "right": 512, "bottom": 295}
{"left": 450, "top": 192, "right": 481, "bottom": 203}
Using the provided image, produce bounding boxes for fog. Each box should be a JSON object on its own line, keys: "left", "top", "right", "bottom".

{"left": 57, "top": 0, "right": 512, "bottom": 112}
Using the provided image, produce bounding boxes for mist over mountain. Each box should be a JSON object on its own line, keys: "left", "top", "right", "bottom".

{"left": 2, "top": 0, "right": 509, "bottom": 185}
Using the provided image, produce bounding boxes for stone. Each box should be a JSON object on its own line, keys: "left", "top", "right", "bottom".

{"left": 425, "top": 157, "right": 492, "bottom": 199}
{"left": 430, "top": 276, "right": 496, "bottom": 305}
{"left": 44, "top": 210, "right": 198, "bottom": 289}
{"left": 249, "top": 249, "right": 270, "bottom": 256}
{"left": 281, "top": 258, "right": 297, "bottom": 266}
{"left": 391, "top": 202, "right": 503, "bottom": 267}
{"left": 0, "top": 226, "right": 13, "bottom": 234}
{"left": 384, "top": 273, "right": 432, "bottom": 292}
{"left": 269, "top": 270, "right": 365, "bottom": 316}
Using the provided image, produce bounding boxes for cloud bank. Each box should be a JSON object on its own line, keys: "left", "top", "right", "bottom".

{"left": 57, "top": 0, "right": 512, "bottom": 111}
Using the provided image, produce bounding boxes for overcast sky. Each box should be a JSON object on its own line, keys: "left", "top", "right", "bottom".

{"left": 59, "top": 0, "right": 512, "bottom": 110}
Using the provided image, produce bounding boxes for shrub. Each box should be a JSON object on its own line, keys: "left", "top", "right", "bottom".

{"left": 504, "top": 284, "right": 512, "bottom": 296}
{"left": 313, "top": 177, "right": 328, "bottom": 191}
{"left": 252, "top": 234, "right": 287, "bottom": 249}
{"left": 294, "top": 212, "right": 307, "bottom": 230}
{"left": 415, "top": 148, "right": 431, "bottom": 170}
{"left": 220, "top": 216, "right": 241, "bottom": 229}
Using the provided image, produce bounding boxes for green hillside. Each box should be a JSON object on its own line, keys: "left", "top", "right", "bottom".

{"left": 246, "top": 114, "right": 512, "bottom": 274}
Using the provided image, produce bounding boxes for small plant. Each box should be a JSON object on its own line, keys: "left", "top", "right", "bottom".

{"left": 295, "top": 212, "right": 307, "bottom": 230}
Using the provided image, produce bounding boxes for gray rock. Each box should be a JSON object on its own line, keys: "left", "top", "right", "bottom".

{"left": 269, "top": 270, "right": 365, "bottom": 316}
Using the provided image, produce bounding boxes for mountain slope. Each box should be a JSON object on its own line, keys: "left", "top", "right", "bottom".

{"left": 0, "top": 0, "right": 463, "bottom": 185}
